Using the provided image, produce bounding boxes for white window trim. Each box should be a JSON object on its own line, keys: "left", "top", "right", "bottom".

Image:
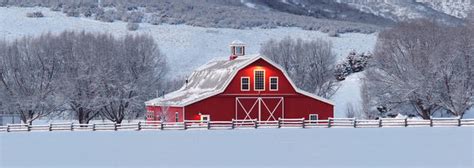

{"left": 269, "top": 76, "right": 278, "bottom": 91}
{"left": 241, "top": 77, "right": 250, "bottom": 91}
{"left": 200, "top": 115, "right": 210, "bottom": 122}
{"left": 254, "top": 69, "right": 265, "bottom": 91}
{"left": 309, "top": 114, "right": 318, "bottom": 121}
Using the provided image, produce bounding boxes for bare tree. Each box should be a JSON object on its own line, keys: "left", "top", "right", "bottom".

{"left": 261, "top": 37, "right": 338, "bottom": 99}
{"left": 435, "top": 24, "right": 473, "bottom": 118}
{"left": 99, "top": 34, "right": 167, "bottom": 124}
{"left": 360, "top": 78, "right": 378, "bottom": 119}
{"left": 365, "top": 19, "right": 473, "bottom": 119}
{"left": 60, "top": 31, "right": 106, "bottom": 124}
{"left": 345, "top": 103, "right": 357, "bottom": 118}
{"left": 157, "top": 104, "right": 170, "bottom": 122}
{"left": 0, "top": 34, "right": 66, "bottom": 124}
{"left": 0, "top": 31, "right": 168, "bottom": 124}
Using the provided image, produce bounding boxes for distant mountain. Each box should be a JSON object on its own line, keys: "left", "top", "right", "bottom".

{"left": 335, "top": 0, "right": 469, "bottom": 24}
{"left": 0, "top": 0, "right": 470, "bottom": 32}
{"left": 232, "top": 0, "right": 395, "bottom": 26}
{"left": 236, "top": 0, "right": 470, "bottom": 25}
{"left": 417, "top": 0, "right": 472, "bottom": 18}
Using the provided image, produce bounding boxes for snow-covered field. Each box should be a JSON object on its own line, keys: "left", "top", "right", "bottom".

{"left": 1, "top": 127, "right": 473, "bottom": 168}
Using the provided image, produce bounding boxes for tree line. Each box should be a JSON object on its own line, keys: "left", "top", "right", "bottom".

{"left": 0, "top": 31, "right": 167, "bottom": 124}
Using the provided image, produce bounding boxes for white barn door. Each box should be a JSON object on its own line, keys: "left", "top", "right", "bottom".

{"left": 235, "top": 97, "right": 284, "bottom": 121}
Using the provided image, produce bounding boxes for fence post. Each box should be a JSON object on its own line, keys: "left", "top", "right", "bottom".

{"left": 207, "top": 121, "right": 211, "bottom": 130}
{"left": 353, "top": 119, "right": 357, "bottom": 128}
{"left": 137, "top": 121, "right": 142, "bottom": 131}
{"left": 231, "top": 119, "right": 235, "bottom": 129}
{"left": 404, "top": 118, "right": 408, "bottom": 127}
{"left": 114, "top": 123, "right": 117, "bottom": 131}
{"left": 254, "top": 120, "right": 258, "bottom": 129}
{"left": 7, "top": 125, "right": 10, "bottom": 132}
{"left": 49, "top": 123, "right": 52, "bottom": 131}
{"left": 328, "top": 118, "right": 332, "bottom": 128}
{"left": 430, "top": 118, "right": 433, "bottom": 127}
{"left": 183, "top": 121, "right": 187, "bottom": 130}
{"left": 160, "top": 122, "right": 164, "bottom": 130}
{"left": 277, "top": 118, "right": 281, "bottom": 128}
{"left": 70, "top": 123, "right": 74, "bottom": 131}
{"left": 458, "top": 118, "right": 461, "bottom": 127}
{"left": 92, "top": 123, "right": 96, "bottom": 131}
{"left": 301, "top": 118, "right": 305, "bottom": 128}
{"left": 378, "top": 119, "right": 382, "bottom": 127}
{"left": 27, "top": 124, "right": 31, "bottom": 132}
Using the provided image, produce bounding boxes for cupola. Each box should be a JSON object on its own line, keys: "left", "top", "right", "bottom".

{"left": 229, "top": 40, "right": 245, "bottom": 60}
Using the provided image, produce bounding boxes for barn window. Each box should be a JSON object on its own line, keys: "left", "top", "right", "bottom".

{"left": 309, "top": 114, "right": 318, "bottom": 121}
{"left": 201, "top": 115, "right": 210, "bottom": 122}
{"left": 235, "top": 46, "right": 243, "bottom": 55}
{"left": 269, "top": 77, "right": 278, "bottom": 91}
{"left": 241, "top": 77, "right": 250, "bottom": 91}
{"left": 254, "top": 70, "right": 265, "bottom": 91}
{"left": 175, "top": 112, "right": 179, "bottom": 122}
{"left": 146, "top": 111, "right": 155, "bottom": 120}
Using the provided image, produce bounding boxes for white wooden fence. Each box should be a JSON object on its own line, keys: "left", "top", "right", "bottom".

{"left": 1, "top": 117, "right": 473, "bottom": 133}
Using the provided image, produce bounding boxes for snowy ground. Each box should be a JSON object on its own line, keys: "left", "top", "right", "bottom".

{"left": 332, "top": 72, "right": 365, "bottom": 117}
{"left": 1, "top": 127, "right": 473, "bottom": 168}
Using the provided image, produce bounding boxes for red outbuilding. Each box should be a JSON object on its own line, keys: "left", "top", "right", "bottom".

{"left": 145, "top": 41, "right": 334, "bottom": 122}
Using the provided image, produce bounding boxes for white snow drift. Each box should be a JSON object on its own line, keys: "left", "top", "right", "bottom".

{"left": 1, "top": 127, "right": 473, "bottom": 168}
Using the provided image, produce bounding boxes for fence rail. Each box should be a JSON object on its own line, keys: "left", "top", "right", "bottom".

{"left": 1, "top": 118, "right": 473, "bottom": 133}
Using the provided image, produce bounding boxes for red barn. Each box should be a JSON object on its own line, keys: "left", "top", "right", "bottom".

{"left": 145, "top": 41, "right": 333, "bottom": 122}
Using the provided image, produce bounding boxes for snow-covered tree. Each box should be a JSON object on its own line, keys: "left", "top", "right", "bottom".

{"left": 365, "top": 19, "right": 473, "bottom": 119}
{"left": 0, "top": 34, "right": 67, "bottom": 125}
{"left": 434, "top": 24, "right": 473, "bottom": 118}
{"left": 98, "top": 34, "right": 167, "bottom": 124}
{"left": 0, "top": 31, "right": 168, "bottom": 124}
{"left": 334, "top": 51, "right": 372, "bottom": 80}
{"left": 261, "top": 37, "right": 338, "bottom": 99}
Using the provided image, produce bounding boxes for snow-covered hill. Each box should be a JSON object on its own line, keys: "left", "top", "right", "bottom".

{"left": 238, "top": 0, "right": 468, "bottom": 24}
{"left": 0, "top": 7, "right": 376, "bottom": 74}
{"left": 334, "top": 0, "right": 465, "bottom": 24}
{"left": 417, "top": 0, "right": 473, "bottom": 18}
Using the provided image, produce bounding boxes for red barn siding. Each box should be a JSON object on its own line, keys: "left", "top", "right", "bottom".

{"left": 284, "top": 94, "right": 334, "bottom": 120}
{"left": 185, "top": 96, "right": 235, "bottom": 121}
{"left": 146, "top": 106, "right": 184, "bottom": 122}
{"left": 224, "top": 59, "right": 296, "bottom": 94}
{"left": 184, "top": 94, "right": 333, "bottom": 121}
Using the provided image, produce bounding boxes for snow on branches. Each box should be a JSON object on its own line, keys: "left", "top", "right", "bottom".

{"left": 334, "top": 50, "right": 372, "bottom": 81}
{"left": 0, "top": 31, "right": 168, "bottom": 124}
{"left": 261, "top": 37, "right": 338, "bottom": 99}
{"left": 364, "top": 19, "right": 473, "bottom": 119}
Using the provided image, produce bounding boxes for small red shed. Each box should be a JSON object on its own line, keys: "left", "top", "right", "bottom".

{"left": 145, "top": 41, "right": 334, "bottom": 122}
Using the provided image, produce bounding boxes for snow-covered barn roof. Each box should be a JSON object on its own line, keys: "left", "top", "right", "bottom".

{"left": 230, "top": 40, "right": 245, "bottom": 46}
{"left": 145, "top": 54, "right": 334, "bottom": 107}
